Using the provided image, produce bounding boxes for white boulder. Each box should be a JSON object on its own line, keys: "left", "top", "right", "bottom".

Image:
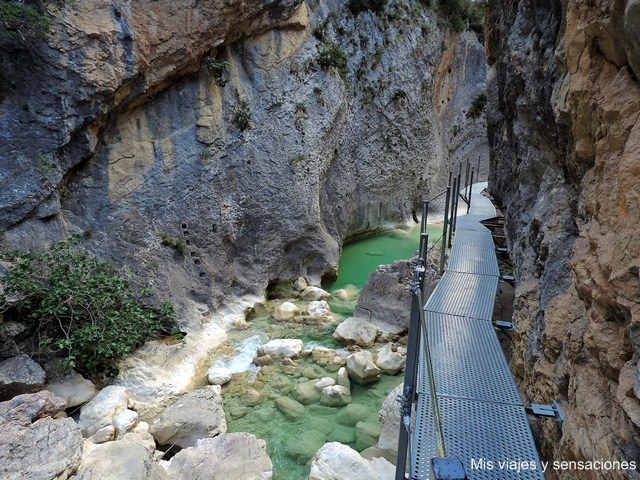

{"left": 112, "top": 409, "right": 139, "bottom": 439}
{"left": 301, "top": 286, "right": 330, "bottom": 301}
{"left": 207, "top": 366, "right": 233, "bottom": 385}
{"left": 375, "top": 343, "right": 406, "bottom": 375}
{"left": 314, "top": 377, "right": 336, "bottom": 390}
{"left": 336, "top": 367, "right": 351, "bottom": 390}
{"left": 258, "top": 339, "right": 304, "bottom": 359}
{"left": 273, "top": 302, "right": 299, "bottom": 321}
{"left": 320, "top": 385, "right": 351, "bottom": 407}
{"left": 308, "top": 300, "right": 330, "bottom": 318}
{"left": 346, "top": 351, "right": 381, "bottom": 385}
{"left": 78, "top": 386, "right": 130, "bottom": 437}
{"left": 332, "top": 317, "right": 378, "bottom": 348}
{"left": 308, "top": 442, "right": 395, "bottom": 480}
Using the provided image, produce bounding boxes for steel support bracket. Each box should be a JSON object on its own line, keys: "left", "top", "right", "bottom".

{"left": 493, "top": 320, "right": 514, "bottom": 330}
{"left": 526, "top": 401, "right": 564, "bottom": 423}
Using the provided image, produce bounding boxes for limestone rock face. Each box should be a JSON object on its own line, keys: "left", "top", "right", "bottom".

{"left": 0, "top": 355, "right": 46, "bottom": 401}
{"left": 0, "top": 391, "right": 83, "bottom": 480}
{"left": 0, "top": 0, "right": 488, "bottom": 441}
{"left": 333, "top": 317, "right": 378, "bottom": 348}
{"left": 164, "top": 433, "right": 273, "bottom": 480}
{"left": 308, "top": 442, "right": 395, "bottom": 480}
{"left": 624, "top": 0, "right": 640, "bottom": 78}
{"left": 1, "top": 0, "right": 486, "bottom": 341}
{"left": 149, "top": 386, "right": 226, "bottom": 448}
{"left": 78, "top": 386, "right": 130, "bottom": 437}
{"left": 487, "top": 0, "right": 640, "bottom": 473}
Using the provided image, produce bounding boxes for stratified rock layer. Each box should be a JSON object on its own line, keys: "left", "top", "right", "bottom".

{"left": 487, "top": 0, "right": 640, "bottom": 475}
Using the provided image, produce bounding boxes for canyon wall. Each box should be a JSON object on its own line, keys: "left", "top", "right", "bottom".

{"left": 487, "top": 0, "right": 640, "bottom": 477}
{"left": 1, "top": 0, "right": 486, "bottom": 327}
{"left": 1, "top": 0, "right": 487, "bottom": 408}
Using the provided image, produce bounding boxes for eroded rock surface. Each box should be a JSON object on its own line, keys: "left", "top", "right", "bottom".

{"left": 487, "top": 0, "right": 640, "bottom": 474}
{"left": 149, "top": 386, "right": 226, "bottom": 448}
{"left": 0, "top": 355, "right": 46, "bottom": 401}
{"left": 164, "top": 432, "right": 273, "bottom": 480}
{"left": 75, "top": 432, "right": 166, "bottom": 480}
{"left": 0, "top": 391, "right": 83, "bottom": 480}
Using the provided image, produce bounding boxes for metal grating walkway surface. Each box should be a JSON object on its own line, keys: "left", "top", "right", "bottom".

{"left": 411, "top": 182, "right": 543, "bottom": 480}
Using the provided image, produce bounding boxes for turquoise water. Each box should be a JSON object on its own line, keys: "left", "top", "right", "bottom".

{"left": 324, "top": 223, "right": 443, "bottom": 292}
{"left": 220, "top": 223, "right": 444, "bottom": 479}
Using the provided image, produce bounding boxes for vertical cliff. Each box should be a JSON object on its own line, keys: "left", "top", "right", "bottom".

{"left": 1, "top": 0, "right": 486, "bottom": 325}
{"left": 1, "top": 0, "right": 487, "bottom": 409}
{"left": 487, "top": 0, "right": 640, "bottom": 476}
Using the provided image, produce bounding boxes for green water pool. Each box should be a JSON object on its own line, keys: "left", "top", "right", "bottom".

{"left": 220, "top": 221, "right": 442, "bottom": 479}
{"left": 324, "top": 222, "right": 443, "bottom": 292}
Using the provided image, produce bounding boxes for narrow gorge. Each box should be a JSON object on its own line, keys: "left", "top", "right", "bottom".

{"left": 0, "top": 0, "right": 638, "bottom": 479}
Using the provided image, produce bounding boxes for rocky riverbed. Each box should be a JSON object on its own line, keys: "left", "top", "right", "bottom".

{"left": 0, "top": 234, "right": 441, "bottom": 480}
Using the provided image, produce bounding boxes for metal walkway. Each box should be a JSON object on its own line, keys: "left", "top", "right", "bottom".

{"left": 409, "top": 182, "right": 543, "bottom": 479}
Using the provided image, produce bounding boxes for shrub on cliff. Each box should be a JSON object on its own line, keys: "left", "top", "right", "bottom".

{"left": 0, "top": 239, "right": 176, "bottom": 383}
{"left": 0, "top": 1, "right": 49, "bottom": 43}
{"left": 317, "top": 42, "right": 348, "bottom": 79}
{"left": 467, "top": 92, "right": 487, "bottom": 118}
{"left": 438, "top": 0, "right": 484, "bottom": 41}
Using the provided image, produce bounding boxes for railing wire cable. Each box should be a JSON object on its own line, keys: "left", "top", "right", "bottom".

{"left": 416, "top": 287, "right": 447, "bottom": 459}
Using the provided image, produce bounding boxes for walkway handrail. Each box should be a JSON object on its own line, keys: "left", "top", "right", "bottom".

{"left": 396, "top": 160, "right": 476, "bottom": 479}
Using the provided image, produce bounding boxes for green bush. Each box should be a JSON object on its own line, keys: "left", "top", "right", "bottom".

{"left": 438, "top": 0, "right": 484, "bottom": 41}
{"left": 159, "top": 232, "right": 187, "bottom": 257}
{"left": 0, "top": 239, "right": 175, "bottom": 383}
{"left": 467, "top": 92, "right": 487, "bottom": 118}
{"left": 0, "top": 1, "right": 49, "bottom": 42}
{"left": 202, "top": 55, "right": 229, "bottom": 87}
{"left": 317, "top": 42, "right": 348, "bottom": 79}
{"left": 231, "top": 90, "right": 251, "bottom": 131}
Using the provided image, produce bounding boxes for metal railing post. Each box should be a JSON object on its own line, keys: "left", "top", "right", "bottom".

{"left": 467, "top": 168, "right": 474, "bottom": 214}
{"left": 453, "top": 171, "right": 461, "bottom": 232}
{"left": 395, "top": 274, "right": 425, "bottom": 480}
{"left": 440, "top": 186, "right": 450, "bottom": 275}
{"left": 419, "top": 202, "right": 429, "bottom": 264}
{"left": 448, "top": 177, "right": 457, "bottom": 248}
{"left": 464, "top": 160, "right": 471, "bottom": 201}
